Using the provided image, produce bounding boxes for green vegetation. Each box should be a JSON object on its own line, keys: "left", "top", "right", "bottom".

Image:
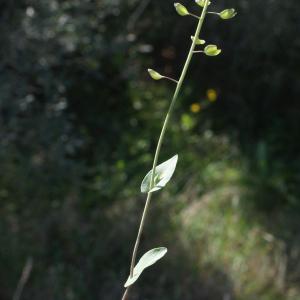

{"left": 0, "top": 0, "right": 300, "bottom": 299}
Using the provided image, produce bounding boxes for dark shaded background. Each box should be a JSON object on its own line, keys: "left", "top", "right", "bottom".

{"left": 1, "top": 0, "right": 300, "bottom": 299}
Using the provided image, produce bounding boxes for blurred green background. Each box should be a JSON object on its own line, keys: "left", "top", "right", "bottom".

{"left": 1, "top": 0, "right": 300, "bottom": 299}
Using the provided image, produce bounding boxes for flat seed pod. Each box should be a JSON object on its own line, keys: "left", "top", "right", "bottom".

{"left": 204, "top": 45, "right": 222, "bottom": 56}
{"left": 219, "top": 8, "right": 237, "bottom": 20}
{"left": 191, "top": 36, "right": 206, "bottom": 45}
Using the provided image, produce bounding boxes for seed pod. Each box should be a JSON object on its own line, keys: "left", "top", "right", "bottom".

{"left": 148, "top": 69, "right": 164, "bottom": 80}
{"left": 219, "top": 8, "right": 237, "bottom": 20}
{"left": 204, "top": 45, "right": 221, "bottom": 56}
{"left": 191, "top": 36, "right": 206, "bottom": 45}
{"left": 174, "top": 3, "right": 189, "bottom": 16}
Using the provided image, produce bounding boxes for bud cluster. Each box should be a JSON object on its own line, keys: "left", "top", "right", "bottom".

{"left": 148, "top": 0, "right": 237, "bottom": 81}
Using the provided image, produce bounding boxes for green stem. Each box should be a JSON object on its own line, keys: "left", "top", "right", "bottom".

{"left": 121, "top": 287, "right": 130, "bottom": 300}
{"left": 163, "top": 76, "right": 178, "bottom": 84}
{"left": 189, "top": 13, "right": 200, "bottom": 20}
{"left": 207, "top": 11, "right": 220, "bottom": 16}
{"left": 121, "top": 1, "right": 210, "bottom": 299}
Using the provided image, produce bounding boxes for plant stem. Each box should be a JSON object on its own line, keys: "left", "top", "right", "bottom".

{"left": 189, "top": 13, "right": 200, "bottom": 20}
{"left": 121, "top": 1, "right": 210, "bottom": 299}
{"left": 164, "top": 76, "right": 178, "bottom": 84}
{"left": 207, "top": 11, "right": 220, "bottom": 16}
{"left": 121, "top": 287, "right": 130, "bottom": 300}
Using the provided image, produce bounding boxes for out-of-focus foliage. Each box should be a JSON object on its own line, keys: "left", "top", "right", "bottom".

{"left": 0, "top": 0, "right": 300, "bottom": 299}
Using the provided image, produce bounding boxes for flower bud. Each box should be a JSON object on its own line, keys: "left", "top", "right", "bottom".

{"left": 191, "top": 36, "right": 206, "bottom": 45}
{"left": 195, "top": 0, "right": 211, "bottom": 8}
{"left": 174, "top": 3, "right": 189, "bottom": 16}
{"left": 148, "top": 69, "right": 164, "bottom": 80}
{"left": 204, "top": 45, "right": 221, "bottom": 56}
{"left": 219, "top": 8, "right": 237, "bottom": 20}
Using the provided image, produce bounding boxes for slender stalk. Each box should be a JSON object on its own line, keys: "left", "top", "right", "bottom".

{"left": 121, "top": 1, "right": 210, "bottom": 299}
{"left": 121, "top": 287, "right": 130, "bottom": 300}
{"left": 189, "top": 13, "right": 200, "bottom": 20}
{"left": 207, "top": 11, "right": 219, "bottom": 16}
{"left": 164, "top": 76, "right": 178, "bottom": 84}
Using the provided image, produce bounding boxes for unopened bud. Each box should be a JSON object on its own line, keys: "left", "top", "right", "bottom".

{"left": 148, "top": 69, "right": 164, "bottom": 80}
{"left": 174, "top": 3, "right": 189, "bottom": 16}
{"left": 219, "top": 8, "right": 237, "bottom": 20}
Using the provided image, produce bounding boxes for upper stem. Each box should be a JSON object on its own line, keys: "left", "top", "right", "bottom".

{"left": 122, "top": 1, "right": 210, "bottom": 299}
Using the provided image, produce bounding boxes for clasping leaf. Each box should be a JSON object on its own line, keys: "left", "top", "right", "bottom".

{"left": 141, "top": 154, "right": 178, "bottom": 193}
{"left": 124, "top": 247, "right": 168, "bottom": 288}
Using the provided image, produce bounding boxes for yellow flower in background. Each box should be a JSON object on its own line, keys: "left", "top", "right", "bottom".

{"left": 207, "top": 89, "right": 218, "bottom": 102}
{"left": 190, "top": 103, "right": 201, "bottom": 113}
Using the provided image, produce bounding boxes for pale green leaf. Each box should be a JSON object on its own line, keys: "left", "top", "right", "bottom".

{"left": 124, "top": 247, "right": 168, "bottom": 288}
{"left": 141, "top": 154, "right": 178, "bottom": 193}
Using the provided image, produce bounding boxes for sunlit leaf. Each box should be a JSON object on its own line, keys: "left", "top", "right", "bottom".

{"left": 141, "top": 155, "right": 178, "bottom": 193}
{"left": 124, "top": 247, "right": 168, "bottom": 288}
